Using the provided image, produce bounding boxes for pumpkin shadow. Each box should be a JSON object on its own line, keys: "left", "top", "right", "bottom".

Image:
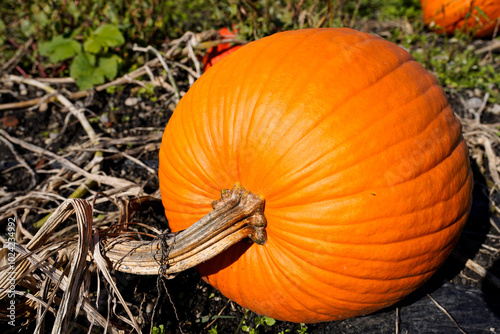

{"left": 196, "top": 242, "right": 251, "bottom": 277}
{"left": 482, "top": 257, "right": 500, "bottom": 317}
{"left": 434, "top": 159, "right": 489, "bottom": 282}
{"left": 161, "top": 242, "right": 251, "bottom": 332}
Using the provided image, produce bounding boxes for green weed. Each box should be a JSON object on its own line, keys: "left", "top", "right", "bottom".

{"left": 39, "top": 24, "right": 124, "bottom": 90}
{"left": 151, "top": 324, "right": 165, "bottom": 334}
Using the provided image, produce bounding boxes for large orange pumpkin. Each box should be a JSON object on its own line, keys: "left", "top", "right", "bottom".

{"left": 421, "top": 0, "right": 500, "bottom": 37}
{"left": 159, "top": 28, "right": 473, "bottom": 323}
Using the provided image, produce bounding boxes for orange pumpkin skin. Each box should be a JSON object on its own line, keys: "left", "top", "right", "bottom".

{"left": 421, "top": 0, "right": 500, "bottom": 37}
{"left": 159, "top": 28, "right": 473, "bottom": 323}
{"left": 203, "top": 27, "right": 242, "bottom": 71}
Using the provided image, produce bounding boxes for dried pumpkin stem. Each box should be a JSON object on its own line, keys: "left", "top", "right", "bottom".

{"left": 105, "top": 183, "right": 267, "bottom": 276}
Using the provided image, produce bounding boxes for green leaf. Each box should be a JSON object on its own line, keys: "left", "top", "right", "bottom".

{"left": 229, "top": 3, "right": 238, "bottom": 16}
{"left": 98, "top": 54, "right": 120, "bottom": 80}
{"left": 75, "top": 69, "right": 105, "bottom": 90}
{"left": 70, "top": 53, "right": 105, "bottom": 90}
{"left": 263, "top": 317, "right": 276, "bottom": 326}
{"left": 0, "top": 19, "right": 5, "bottom": 46}
{"left": 67, "top": 1, "right": 79, "bottom": 20}
{"left": 95, "top": 24, "right": 125, "bottom": 47}
{"left": 34, "top": 11, "right": 49, "bottom": 28}
{"left": 39, "top": 35, "right": 81, "bottom": 62}
{"left": 83, "top": 35, "right": 100, "bottom": 54}
{"left": 84, "top": 24, "right": 124, "bottom": 54}
{"left": 70, "top": 53, "right": 94, "bottom": 78}
{"left": 20, "top": 19, "right": 36, "bottom": 38}
{"left": 474, "top": 6, "right": 490, "bottom": 21}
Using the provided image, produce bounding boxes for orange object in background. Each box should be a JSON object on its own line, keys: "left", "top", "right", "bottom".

{"left": 202, "top": 27, "right": 243, "bottom": 71}
{"left": 421, "top": 0, "right": 500, "bottom": 38}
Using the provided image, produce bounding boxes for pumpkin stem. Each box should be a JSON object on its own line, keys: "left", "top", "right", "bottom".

{"left": 104, "top": 183, "right": 266, "bottom": 276}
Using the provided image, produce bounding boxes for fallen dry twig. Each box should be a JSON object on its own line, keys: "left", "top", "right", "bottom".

{"left": 133, "top": 45, "right": 180, "bottom": 103}
{"left": 0, "top": 129, "right": 138, "bottom": 190}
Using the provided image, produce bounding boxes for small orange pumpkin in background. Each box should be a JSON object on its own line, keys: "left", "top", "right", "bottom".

{"left": 202, "top": 27, "right": 242, "bottom": 71}
{"left": 421, "top": 0, "right": 500, "bottom": 37}
{"left": 159, "top": 28, "right": 473, "bottom": 323}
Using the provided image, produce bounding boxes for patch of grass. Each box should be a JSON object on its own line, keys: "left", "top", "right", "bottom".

{"left": 374, "top": 0, "right": 422, "bottom": 20}
{"left": 397, "top": 31, "right": 500, "bottom": 103}
{"left": 0, "top": 0, "right": 426, "bottom": 80}
{"left": 5, "top": 0, "right": 496, "bottom": 102}
{"left": 0, "top": 0, "right": 230, "bottom": 81}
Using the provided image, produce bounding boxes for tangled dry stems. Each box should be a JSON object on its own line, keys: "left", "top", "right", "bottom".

{"left": 0, "top": 30, "right": 219, "bottom": 333}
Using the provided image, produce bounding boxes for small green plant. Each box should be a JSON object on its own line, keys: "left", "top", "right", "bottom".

{"left": 208, "top": 325, "right": 219, "bottom": 334}
{"left": 403, "top": 32, "right": 500, "bottom": 103}
{"left": 240, "top": 314, "right": 276, "bottom": 334}
{"left": 297, "top": 323, "right": 308, "bottom": 334}
{"left": 137, "top": 83, "right": 157, "bottom": 101}
{"left": 151, "top": 324, "right": 165, "bottom": 334}
{"left": 39, "top": 24, "right": 124, "bottom": 90}
{"left": 277, "top": 323, "right": 308, "bottom": 334}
